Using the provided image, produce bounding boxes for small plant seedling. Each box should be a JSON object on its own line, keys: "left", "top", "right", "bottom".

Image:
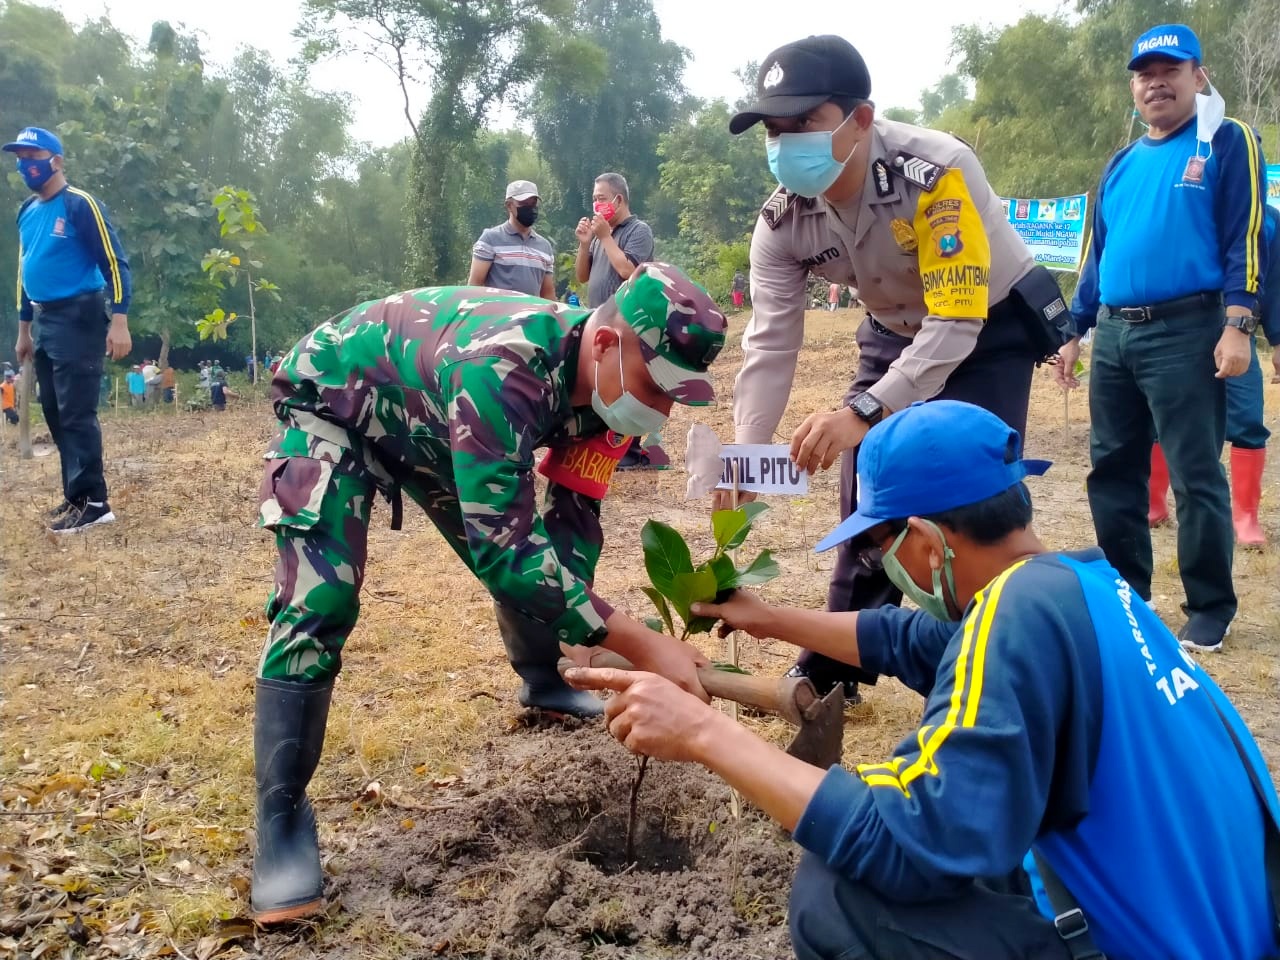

{"left": 619, "top": 506, "right": 782, "bottom": 862}
{"left": 640, "top": 504, "right": 781, "bottom": 642}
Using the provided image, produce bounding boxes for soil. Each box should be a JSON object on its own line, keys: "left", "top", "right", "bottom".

{"left": 265, "top": 720, "right": 797, "bottom": 960}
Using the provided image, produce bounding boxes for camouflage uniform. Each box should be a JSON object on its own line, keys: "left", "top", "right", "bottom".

{"left": 256, "top": 269, "right": 725, "bottom": 683}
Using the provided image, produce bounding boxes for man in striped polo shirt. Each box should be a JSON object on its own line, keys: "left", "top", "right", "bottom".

{"left": 468, "top": 179, "right": 555, "bottom": 298}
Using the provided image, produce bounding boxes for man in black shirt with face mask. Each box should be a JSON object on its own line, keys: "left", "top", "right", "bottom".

{"left": 468, "top": 180, "right": 556, "bottom": 298}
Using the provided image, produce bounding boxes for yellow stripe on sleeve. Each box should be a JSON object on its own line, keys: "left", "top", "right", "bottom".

{"left": 854, "top": 559, "right": 1030, "bottom": 796}
{"left": 68, "top": 187, "right": 122, "bottom": 304}
{"left": 1226, "top": 118, "right": 1262, "bottom": 294}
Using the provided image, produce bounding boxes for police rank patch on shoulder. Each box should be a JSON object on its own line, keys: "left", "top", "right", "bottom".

{"left": 760, "top": 185, "right": 797, "bottom": 229}
{"left": 891, "top": 152, "right": 943, "bottom": 191}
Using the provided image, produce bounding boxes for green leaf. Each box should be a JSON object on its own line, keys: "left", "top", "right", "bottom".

{"left": 711, "top": 508, "right": 749, "bottom": 551}
{"left": 711, "top": 662, "right": 751, "bottom": 674}
{"left": 731, "top": 550, "right": 781, "bottom": 587}
{"left": 707, "top": 554, "right": 736, "bottom": 593}
{"left": 669, "top": 569, "right": 718, "bottom": 627}
{"left": 640, "top": 586, "right": 676, "bottom": 637}
{"left": 718, "top": 502, "right": 771, "bottom": 552}
{"left": 643, "top": 617, "right": 665, "bottom": 633}
{"left": 641, "top": 520, "right": 693, "bottom": 598}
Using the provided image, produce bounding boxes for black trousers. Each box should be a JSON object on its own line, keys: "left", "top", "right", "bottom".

{"left": 789, "top": 853, "right": 1070, "bottom": 960}
{"left": 796, "top": 302, "right": 1038, "bottom": 688}
{"left": 32, "top": 292, "right": 109, "bottom": 504}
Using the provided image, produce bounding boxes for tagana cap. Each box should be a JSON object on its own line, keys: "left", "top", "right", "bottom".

{"left": 612, "top": 262, "right": 727, "bottom": 407}
{"left": 2, "top": 126, "right": 63, "bottom": 155}
{"left": 730, "top": 35, "right": 871, "bottom": 135}
{"left": 815, "top": 401, "right": 1051, "bottom": 552}
{"left": 1128, "top": 24, "right": 1202, "bottom": 70}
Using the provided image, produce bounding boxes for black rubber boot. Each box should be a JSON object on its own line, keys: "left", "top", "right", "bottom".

{"left": 495, "top": 602, "right": 604, "bottom": 718}
{"left": 251, "top": 677, "right": 332, "bottom": 924}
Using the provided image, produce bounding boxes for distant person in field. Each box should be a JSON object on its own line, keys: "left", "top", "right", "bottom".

{"left": 126, "top": 365, "right": 145, "bottom": 407}
{"left": 574, "top": 172, "right": 667, "bottom": 470}
{"left": 161, "top": 364, "right": 176, "bottom": 404}
{"left": 732, "top": 269, "right": 747, "bottom": 308}
{"left": 2, "top": 372, "right": 17, "bottom": 424}
{"left": 468, "top": 179, "right": 556, "bottom": 298}
{"left": 7, "top": 124, "right": 131, "bottom": 532}
{"left": 210, "top": 374, "right": 235, "bottom": 411}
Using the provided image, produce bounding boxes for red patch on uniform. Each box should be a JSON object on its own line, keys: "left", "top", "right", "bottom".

{"left": 537, "top": 432, "right": 634, "bottom": 498}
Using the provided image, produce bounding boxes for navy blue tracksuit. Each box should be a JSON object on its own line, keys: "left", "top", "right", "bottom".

{"left": 17, "top": 185, "right": 131, "bottom": 503}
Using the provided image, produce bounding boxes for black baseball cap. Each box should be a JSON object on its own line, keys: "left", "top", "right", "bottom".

{"left": 729, "top": 35, "right": 872, "bottom": 135}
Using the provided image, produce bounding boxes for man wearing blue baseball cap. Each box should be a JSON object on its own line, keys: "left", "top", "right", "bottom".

{"left": 1054, "top": 25, "right": 1267, "bottom": 653}
{"left": 565, "top": 400, "right": 1280, "bottom": 959}
{"left": 5, "top": 125, "right": 132, "bottom": 532}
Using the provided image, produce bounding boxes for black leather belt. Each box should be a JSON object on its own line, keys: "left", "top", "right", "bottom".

{"left": 31, "top": 290, "right": 105, "bottom": 311}
{"left": 1108, "top": 291, "right": 1221, "bottom": 324}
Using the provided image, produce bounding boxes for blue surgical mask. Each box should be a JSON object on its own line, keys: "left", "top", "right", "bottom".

{"left": 591, "top": 341, "right": 669, "bottom": 438}
{"left": 16, "top": 155, "right": 56, "bottom": 192}
{"left": 766, "top": 115, "right": 860, "bottom": 198}
{"left": 881, "top": 520, "right": 959, "bottom": 622}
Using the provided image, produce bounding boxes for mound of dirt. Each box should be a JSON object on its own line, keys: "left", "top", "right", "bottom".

{"left": 299, "top": 718, "right": 799, "bottom": 959}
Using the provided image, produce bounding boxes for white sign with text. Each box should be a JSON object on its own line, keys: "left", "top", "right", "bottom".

{"left": 715, "top": 444, "right": 809, "bottom": 495}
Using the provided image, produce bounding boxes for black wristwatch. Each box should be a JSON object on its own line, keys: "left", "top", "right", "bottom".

{"left": 849, "top": 391, "right": 884, "bottom": 425}
{"left": 1225, "top": 314, "right": 1259, "bottom": 335}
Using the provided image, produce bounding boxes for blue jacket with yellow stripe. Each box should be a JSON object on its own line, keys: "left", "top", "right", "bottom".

{"left": 794, "top": 548, "right": 1278, "bottom": 959}
{"left": 1071, "top": 115, "right": 1267, "bottom": 332}
{"left": 16, "top": 184, "right": 131, "bottom": 323}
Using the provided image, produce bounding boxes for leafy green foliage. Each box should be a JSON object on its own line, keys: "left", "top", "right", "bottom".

{"left": 640, "top": 506, "right": 780, "bottom": 640}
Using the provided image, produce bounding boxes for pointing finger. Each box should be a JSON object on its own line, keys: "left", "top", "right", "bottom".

{"left": 563, "top": 666, "right": 638, "bottom": 693}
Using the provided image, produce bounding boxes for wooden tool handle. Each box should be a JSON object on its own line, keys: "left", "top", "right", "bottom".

{"left": 562, "top": 650, "right": 784, "bottom": 716}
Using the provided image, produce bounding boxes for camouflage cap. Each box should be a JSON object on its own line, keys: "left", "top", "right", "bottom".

{"left": 612, "top": 262, "right": 727, "bottom": 406}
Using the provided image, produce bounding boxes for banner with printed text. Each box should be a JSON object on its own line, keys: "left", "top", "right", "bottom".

{"left": 1267, "top": 164, "right": 1280, "bottom": 211}
{"left": 999, "top": 194, "right": 1089, "bottom": 272}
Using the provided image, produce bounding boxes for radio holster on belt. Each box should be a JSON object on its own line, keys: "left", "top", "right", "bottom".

{"left": 1006, "top": 265, "right": 1074, "bottom": 364}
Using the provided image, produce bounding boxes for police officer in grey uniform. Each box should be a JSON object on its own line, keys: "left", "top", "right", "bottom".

{"left": 724, "top": 35, "right": 1072, "bottom": 697}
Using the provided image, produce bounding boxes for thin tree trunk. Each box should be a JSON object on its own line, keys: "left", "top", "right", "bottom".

{"left": 158, "top": 328, "right": 171, "bottom": 370}
{"left": 246, "top": 269, "right": 258, "bottom": 386}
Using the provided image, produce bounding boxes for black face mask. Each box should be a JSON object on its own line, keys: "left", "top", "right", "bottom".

{"left": 515, "top": 205, "right": 538, "bottom": 227}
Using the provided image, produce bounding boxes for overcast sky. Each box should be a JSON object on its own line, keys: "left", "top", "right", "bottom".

{"left": 44, "top": 0, "right": 1070, "bottom": 146}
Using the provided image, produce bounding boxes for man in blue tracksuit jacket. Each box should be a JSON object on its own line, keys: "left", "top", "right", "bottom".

{"left": 7, "top": 126, "right": 132, "bottom": 533}
{"left": 1148, "top": 156, "right": 1279, "bottom": 547}
{"left": 564, "top": 399, "right": 1280, "bottom": 959}
{"left": 1053, "top": 25, "right": 1268, "bottom": 653}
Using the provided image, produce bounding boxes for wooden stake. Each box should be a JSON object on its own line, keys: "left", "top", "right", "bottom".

{"left": 727, "top": 459, "right": 742, "bottom": 820}
{"left": 1063, "top": 387, "right": 1070, "bottom": 445}
{"left": 17, "top": 358, "right": 33, "bottom": 459}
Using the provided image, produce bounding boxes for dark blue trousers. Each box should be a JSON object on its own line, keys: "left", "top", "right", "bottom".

{"left": 32, "top": 293, "right": 109, "bottom": 504}
{"left": 789, "top": 852, "right": 1070, "bottom": 960}
{"left": 1226, "top": 338, "right": 1270, "bottom": 450}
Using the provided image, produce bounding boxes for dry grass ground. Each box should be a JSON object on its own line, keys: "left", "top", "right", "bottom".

{"left": 2, "top": 308, "right": 1278, "bottom": 958}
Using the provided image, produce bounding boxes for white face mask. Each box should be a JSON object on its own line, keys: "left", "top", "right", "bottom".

{"left": 590, "top": 340, "right": 669, "bottom": 438}
{"left": 1195, "top": 79, "right": 1225, "bottom": 153}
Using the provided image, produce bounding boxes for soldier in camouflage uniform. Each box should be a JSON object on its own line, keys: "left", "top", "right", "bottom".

{"left": 251, "top": 262, "right": 727, "bottom": 924}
